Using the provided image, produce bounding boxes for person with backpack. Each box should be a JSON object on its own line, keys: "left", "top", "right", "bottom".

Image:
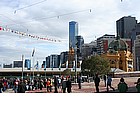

{"left": 118, "top": 78, "right": 128, "bottom": 93}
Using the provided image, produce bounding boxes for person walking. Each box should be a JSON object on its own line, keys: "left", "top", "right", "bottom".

{"left": 62, "top": 78, "right": 67, "bottom": 93}
{"left": 118, "top": 78, "right": 128, "bottom": 93}
{"left": 66, "top": 76, "right": 72, "bottom": 93}
{"left": 107, "top": 74, "right": 115, "bottom": 92}
{"left": 103, "top": 75, "right": 107, "bottom": 87}
{"left": 135, "top": 78, "right": 140, "bottom": 92}
{"left": 46, "top": 78, "right": 51, "bottom": 92}
{"left": 94, "top": 74, "right": 100, "bottom": 93}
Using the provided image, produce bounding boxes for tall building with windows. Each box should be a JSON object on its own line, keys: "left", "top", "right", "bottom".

{"left": 116, "top": 16, "right": 137, "bottom": 39}
{"left": 60, "top": 51, "right": 68, "bottom": 68}
{"left": 131, "top": 22, "right": 140, "bottom": 47}
{"left": 69, "top": 21, "right": 78, "bottom": 68}
{"left": 76, "top": 35, "right": 84, "bottom": 60}
{"left": 133, "top": 35, "right": 140, "bottom": 71}
{"left": 69, "top": 21, "right": 78, "bottom": 49}
{"left": 97, "top": 34, "right": 115, "bottom": 55}
{"left": 13, "top": 61, "right": 23, "bottom": 68}
{"left": 50, "top": 55, "right": 60, "bottom": 68}
{"left": 25, "top": 59, "right": 31, "bottom": 70}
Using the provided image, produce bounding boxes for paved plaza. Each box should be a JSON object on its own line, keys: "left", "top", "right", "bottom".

{"left": 3, "top": 76, "right": 140, "bottom": 93}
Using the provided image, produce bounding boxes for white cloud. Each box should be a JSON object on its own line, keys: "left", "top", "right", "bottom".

{"left": 0, "top": 0, "right": 139, "bottom": 65}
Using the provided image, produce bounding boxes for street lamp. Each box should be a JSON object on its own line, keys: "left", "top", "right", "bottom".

{"left": 74, "top": 38, "right": 78, "bottom": 83}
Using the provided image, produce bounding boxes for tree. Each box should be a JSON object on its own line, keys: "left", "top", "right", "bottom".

{"left": 62, "top": 69, "right": 72, "bottom": 76}
{"left": 81, "top": 55, "right": 110, "bottom": 76}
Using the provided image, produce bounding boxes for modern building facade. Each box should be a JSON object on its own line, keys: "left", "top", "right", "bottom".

{"left": 97, "top": 34, "right": 115, "bottom": 55}
{"left": 116, "top": 16, "right": 137, "bottom": 39}
{"left": 69, "top": 21, "right": 78, "bottom": 49}
{"left": 46, "top": 56, "right": 50, "bottom": 68}
{"left": 3, "top": 64, "right": 12, "bottom": 68}
{"left": 50, "top": 55, "right": 60, "bottom": 68}
{"left": 133, "top": 35, "right": 140, "bottom": 71}
{"left": 131, "top": 22, "right": 140, "bottom": 47}
{"left": 81, "top": 41, "right": 97, "bottom": 60}
{"left": 76, "top": 35, "right": 84, "bottom": 60}
{"left": 60, "top": 51, "right": 69, "bottom": 68}
{"left": 25, "top": 59, "right": 31, "bottom": 69}
{"left": 69, "top": 21, "right": 78, "bottom": 68}
{"left": 13, "top": 61, "right": 23, "bottom": 68}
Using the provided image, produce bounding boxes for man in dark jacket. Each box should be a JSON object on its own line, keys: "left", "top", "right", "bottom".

{"left": 54, "top": 76, "right": 58, "bottom": 93}
{"left": 18, "top": 79, "right": 26, "bottom": 93}
{"left": 94, "top": 74, "right": 100, "bottom": 93}
{"left": 66, "top": 76, "right": 72, "bottom": 93}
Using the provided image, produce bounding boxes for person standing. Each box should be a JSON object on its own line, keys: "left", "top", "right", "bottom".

{"left": 135, "top": 78, "right": 140, "bottom": 92}
{"left": 62, "top": 78, "right": 67, "bottom": 93}
{"left": 54, "top": 76, "right": 58, "bottom": 93}
{"left": 103, "top": 75, "right": 107, "bottom": 87}
{"left": 0, "top": 79, "right": 3, "bottom": 93}
{"left": 66, "top": 76, "right": 72, "bottom": 93}
{"left": 18, "top": 79, "right": 26, "bottom": 93}
{"left": 107, "top": 74, "right": 115, "bottom": 92}
{"left": 118, "top": 78, "right": 128, "bottom": 93}
{"left": 46, "top": 78, "right": 51, "bottom": 92}
{"left": 94, "top": 74, "right": 100, "bottom": 93}
{"left": 77, "top": 75, "right": 82, "bottom": 89}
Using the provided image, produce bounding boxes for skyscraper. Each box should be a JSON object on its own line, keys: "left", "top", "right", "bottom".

{"left": 76, "top": 35, "right": 84, "bottom": 60}
{"left": 69, "top": 21, "right": 78, "bottom": 49}
{"left": 97, "top": 34, "right": 115, "bottom": 55}
{"left": 116, "top": 16, "right": 137, "bottom": 39}
{"left": 133, "top": 35, "right": 140, "bottom": 71}
{"left": 69, "top": 21, "right": 78, "bottom": 68}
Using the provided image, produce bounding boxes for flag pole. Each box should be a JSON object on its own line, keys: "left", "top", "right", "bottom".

{"left": 32, "top": 48, "right": 35, "bottom": 82}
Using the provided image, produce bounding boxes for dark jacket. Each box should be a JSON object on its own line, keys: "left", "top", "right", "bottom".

{"left": 118, "top": 82, "right": 128, "bottom": 92}
{"left": 94, "top": 76, "right": 100, "bottom": 86}
{"left": 18, "top": 82, "right": 26, "bottom": 93}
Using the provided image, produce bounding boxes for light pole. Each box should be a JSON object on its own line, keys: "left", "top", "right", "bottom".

{"left": 22, "top": 54, "right": 24, "bottom": 79}
{"left": 74, "top": 38, "right": 78, "bottom": 83}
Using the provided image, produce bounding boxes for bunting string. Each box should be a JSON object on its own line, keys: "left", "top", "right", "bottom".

{"left": 0, "top": 26, "right": 61, "bottom": 42}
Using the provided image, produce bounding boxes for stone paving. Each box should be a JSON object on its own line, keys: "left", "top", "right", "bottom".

{"left": 3, "top": 76, "right": 140, "bottom": 93}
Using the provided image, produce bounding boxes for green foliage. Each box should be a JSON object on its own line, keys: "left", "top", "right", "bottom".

{"left": 81, "top": 55, "right": 110, "bottom": 75}
{"left": 62, "top": 68, "right": 71, "bottom": 76}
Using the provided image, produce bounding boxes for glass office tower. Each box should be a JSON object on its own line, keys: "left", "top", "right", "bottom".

{"left": 69, "top": 21, "right": 78, "bottom": 49}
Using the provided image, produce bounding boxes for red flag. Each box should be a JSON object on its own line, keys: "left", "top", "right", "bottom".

{"left": 0, "top": 26, "right": 2, "bottom": 30}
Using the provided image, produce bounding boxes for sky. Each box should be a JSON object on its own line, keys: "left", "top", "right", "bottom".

{"left": 0, "top": 0, "right": 140, "bottom": 66}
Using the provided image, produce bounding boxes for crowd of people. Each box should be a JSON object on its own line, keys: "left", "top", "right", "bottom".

{"left": 0, "top": 74, "right": 140, "bottom": 93}
{"left": 0, "top": 76, "right": 73, "bottom": 93}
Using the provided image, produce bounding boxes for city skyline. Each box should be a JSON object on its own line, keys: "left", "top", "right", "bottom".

{"left": 0, "top": 0, "right": 140, "bottom": 65}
